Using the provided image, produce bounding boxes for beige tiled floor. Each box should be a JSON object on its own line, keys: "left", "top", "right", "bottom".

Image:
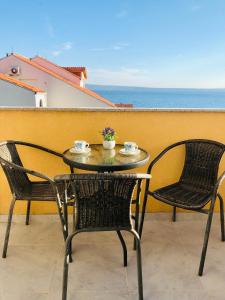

{"left": 0, "top": 213, "right": 225, "bottom": 300}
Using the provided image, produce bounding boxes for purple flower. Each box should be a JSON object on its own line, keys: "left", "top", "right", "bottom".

{"left": 102, "top": 127, "right": 115, "bottom": 136}
{"left": 101, "top": 127, "right": 116, "bottom": 141}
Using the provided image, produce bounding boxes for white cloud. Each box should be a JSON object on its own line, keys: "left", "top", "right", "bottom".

{"left": 88, "top": 64, "right": 225, "bottom": 89}
{"left": 51, "top": 41, "right": 72, "bottom": 57}
{"left": 88, "top": 67, "right": 153, "bottom": 87}
{"left": 45, "top": 16, "right": 55, "bottom": 38}
{"left": 91, "top": 42, "right": 129, "bottom": 52}
{"left": 113, "top": 45, "right": 122, "bottom": 51}
{"left": 52, "top": 50, "right": 61, "bottom": 57}
{"left": 116, "top": 10, "right": 128, "bottom": 18}
{"left": 121, "top": 67, "right": 143, "bottom": 74}
{"left": 63, "top": 42, "right": 72, "bottom": 50}
{"left": 113, "top": 42, "right": 129, "bottom": 51}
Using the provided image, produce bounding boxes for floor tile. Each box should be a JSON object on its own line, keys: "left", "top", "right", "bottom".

{"left": 0, "top": 214, "right": 224, "bottom": 300}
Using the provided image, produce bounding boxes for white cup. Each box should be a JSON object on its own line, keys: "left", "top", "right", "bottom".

{"left": 124, "top": 142, "right": 138, "bottom": 153}
{"left": 74, "top": 140, "right": 89, "bottom": 151}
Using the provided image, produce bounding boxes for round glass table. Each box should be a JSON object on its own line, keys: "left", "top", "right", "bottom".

{"left": 63, "top": 144, "right": 150, "bottom": 172}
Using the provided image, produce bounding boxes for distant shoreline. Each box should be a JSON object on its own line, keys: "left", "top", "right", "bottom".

{"left": 87, "top": 84, "right": 225, "bottom": 91}
{"left": 88, "top": 84, "right": 225, "bottom": 108}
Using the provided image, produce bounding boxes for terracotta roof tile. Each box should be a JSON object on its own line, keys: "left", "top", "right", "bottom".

{"left": 12, "top": 54, "right": 114, "bottom": 107}
{"left": 0, "top": 72, "right": 44, "bottom": 93}
{"left": 115, "top": 103, "right": 133, "bottom": 108}
{"left": 63, "top": 67, "right": 87, "bottom": 79}
{"left": 32, "top": 56, "right": 81, "bottom": 81}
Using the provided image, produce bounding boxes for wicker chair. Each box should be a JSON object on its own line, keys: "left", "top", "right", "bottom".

{"left": 0, "top": 140, "right": 72, "bottom": 258}
{"left": 54, "top": 173, "right": 150, "bottom": 300}
{"left": 139, "top": 139, "right": 225, "bottom": 276}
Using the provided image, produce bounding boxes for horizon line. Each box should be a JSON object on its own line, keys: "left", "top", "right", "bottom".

{"left": 87, "top": 83, "right": 225, "bottom": 90}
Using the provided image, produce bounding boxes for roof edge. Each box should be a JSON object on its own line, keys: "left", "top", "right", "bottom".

{"left": 10, "top": 53, "right": 115, "bottom": 107}
{"left": 31, "top": 55, "right": 81, "bottom": 81}
{"left": 63, "top": 66, "right": 87, "bottom": 79}
{"left": 0, "top": 72, "right": 45, "bottom": 93}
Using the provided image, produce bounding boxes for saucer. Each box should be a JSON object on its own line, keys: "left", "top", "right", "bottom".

{"left": 69, "top": 147, "right": 91, "bottom": 154}
{"left": 119, "top": 148, "right": 140, "bottom": 156}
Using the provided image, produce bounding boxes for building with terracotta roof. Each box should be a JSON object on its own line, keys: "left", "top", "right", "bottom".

{"left": 0, "top": 72, "right": 46, "bottom": 107}
{"left": 0, "top": 53, "right": 115, "bottom": 108}
{"left": 63, "top": 67, "right": 87, "bottom": 83}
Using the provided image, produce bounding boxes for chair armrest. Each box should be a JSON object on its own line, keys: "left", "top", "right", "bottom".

{"left": 55, "top": 174, "right": 72, "bottom": 182}
{"left": 147, "top": 140, "right": 186, "bottom": 174}
{"left": 214, "top": 171, "right": 225, "bottom": 195}
{"left": 10, "top": 141, "right": 63, "bottom": 158}
{"left": 0, "top": 156, "right": 56, "bottom": 187}
{"left": 136, "top": 173, "right": 152, "bottom": 180}
{"left": 144, "top": 141, "right": 187, "bottom": 196}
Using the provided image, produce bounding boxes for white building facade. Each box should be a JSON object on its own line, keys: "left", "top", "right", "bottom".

{"left": 0, "top": 53, "right": 114, "bottom": 108}
{"left": 0, "top": 72, "right": 47, "bottom": 107}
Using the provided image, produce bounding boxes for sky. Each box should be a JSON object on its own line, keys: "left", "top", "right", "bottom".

{"left": 0, "top": 0, "right": 225, "bottom": 88}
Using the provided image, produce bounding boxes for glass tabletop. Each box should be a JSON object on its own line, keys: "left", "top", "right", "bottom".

{"left": 63, "top": 144, "right": 150, "bottom": 172}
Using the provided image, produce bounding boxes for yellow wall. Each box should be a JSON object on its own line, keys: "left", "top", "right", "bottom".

{"left": 0, "top": 108, "right": 225, "bottom": 215}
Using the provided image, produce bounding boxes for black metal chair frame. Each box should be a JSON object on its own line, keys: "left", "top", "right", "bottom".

{"left": 66, "top": 170, "right": 145, "bottom": 253}
{"left": 139, "top": 139, "right": 225, "bottom": 276}
{"left": 0, "top": 140, "right": 69, "bottom": 258}
{"left": 55, "top": 173, "right": 150, "bottom": 300}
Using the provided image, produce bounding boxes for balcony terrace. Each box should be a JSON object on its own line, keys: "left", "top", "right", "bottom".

{"left": 0, "top": 107, "right": 225, "bottom": 300}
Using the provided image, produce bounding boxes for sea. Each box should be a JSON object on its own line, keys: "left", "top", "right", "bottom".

{"left": 88, "top": 85, "right": 225, "bottom": 109}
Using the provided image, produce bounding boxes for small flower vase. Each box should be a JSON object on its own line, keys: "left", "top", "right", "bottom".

{"left": 103, "top": 140, "right": 115, "bottom": 150}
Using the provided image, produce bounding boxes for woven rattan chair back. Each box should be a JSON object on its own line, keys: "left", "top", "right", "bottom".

{"left": 0, "top": 141, "right": 30, "bottom": 197}
{"left": 180, "top": 140, "right": 225, "bottom": 192}
{"left": 67, "top": 173, "right": 139, "bottom": 231}
{"left": 56, "top": 173, "right": 148, "bottom": 300}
